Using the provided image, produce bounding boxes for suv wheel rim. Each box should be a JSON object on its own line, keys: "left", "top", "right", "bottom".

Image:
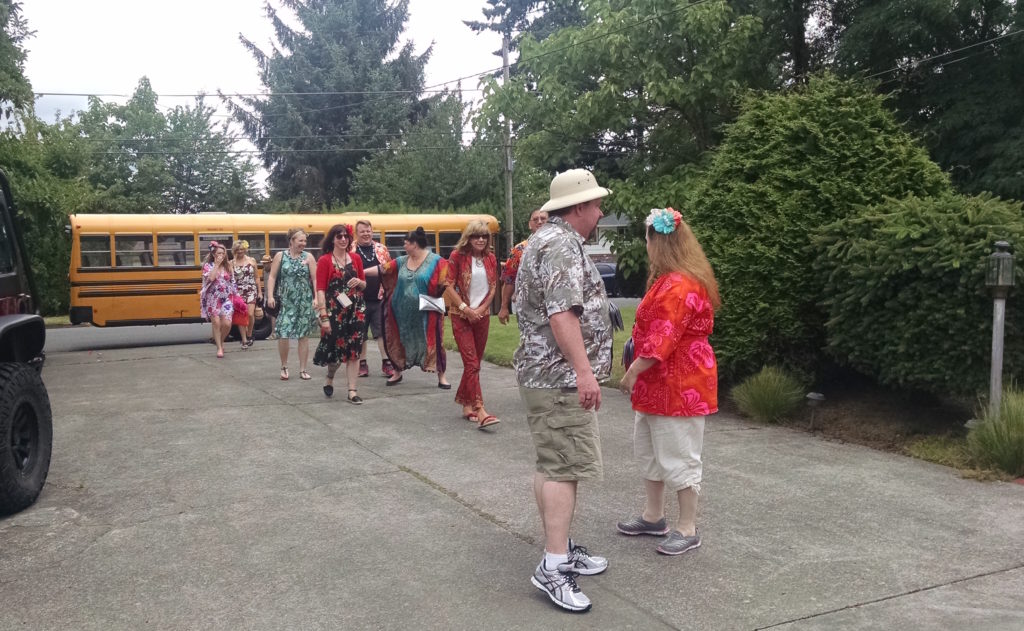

{"left": 10, "top": 401, "right": 38, "bottom": 472}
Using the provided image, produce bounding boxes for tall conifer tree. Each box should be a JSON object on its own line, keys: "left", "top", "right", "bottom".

{"left": 230, "top": 0, "right": 429, "bottom": 208}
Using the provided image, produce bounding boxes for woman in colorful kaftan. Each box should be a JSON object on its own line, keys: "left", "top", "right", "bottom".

{"left": 200, "top": 241, "right": 237, "bottom": 358}
{"left": 380, "top": 226, "right": 452, "bottom": 388}
{"left": 313, "top": 224, "right": 368, "bottom": 404}
{"left": 617, "top": 208, "right": 721, "bottom": 557}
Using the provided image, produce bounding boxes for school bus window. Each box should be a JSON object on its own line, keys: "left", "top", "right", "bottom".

{"left": 439, "top": 231, "right": 461, "bottom": 258}
{"left": 114, "top": 235, "right": 154, "bottom": 267}
{"left": 157, "top": 234, "right": 195, "bottom": 267}
{"left": 80, "top": 235, "right": 111, "bottom": 268}
{"left": 307, "top": 232, "right": 324, "bottom": 252}
{"left": 199, "top": 234, "right": 232, "bottom": 256}
{"left": 269, "top": 233, "right": 288, "bottom": 258}
{"left": 238, "top": 233, "right": 265, "bottom": 261}
{"left": 385, "top": 233, "right": 405, "bottom": 259}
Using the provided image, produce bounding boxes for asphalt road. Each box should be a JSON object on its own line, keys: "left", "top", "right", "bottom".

{"left": 8, "top": 317, "right": 1024, "bottom": 629}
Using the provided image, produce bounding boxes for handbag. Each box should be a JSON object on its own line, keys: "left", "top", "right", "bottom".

{"left": 231, "top": 294, "right": 249, "bottom": 327}
{"left": 262, "top": 259, "right": 283, "bottom": 318}
{"left": 418, "top": 294, "right": 446, "bottom": 314}
{"left": 622, "top": 337, "right": 635, "bottom": 370}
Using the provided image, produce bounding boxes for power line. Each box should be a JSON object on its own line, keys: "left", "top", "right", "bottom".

{"left": 35, "top": 88, "right": 485, "bottom": 98}
{"left": 865, "top": 27, "right": 1024, "bottom": 80}
{"left": 88, "top": 145, "right": 504, "bottom": 156}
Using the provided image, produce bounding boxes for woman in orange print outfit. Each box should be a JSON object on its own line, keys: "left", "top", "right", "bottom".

{"left": 616, "top": 207, "right": 720, "bottom": 557}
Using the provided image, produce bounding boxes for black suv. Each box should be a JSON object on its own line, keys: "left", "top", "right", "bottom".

{"left": 0, "top": 170, "right": 52, "bottom": 516}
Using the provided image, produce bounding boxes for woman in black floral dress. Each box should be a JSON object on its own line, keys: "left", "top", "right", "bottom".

{"left": 313, "top": 224, "right": 368, "bottom": 404}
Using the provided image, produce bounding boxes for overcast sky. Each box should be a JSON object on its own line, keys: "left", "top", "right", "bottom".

{"left": 21, "top": 0, "right": 504, "bottom": 122}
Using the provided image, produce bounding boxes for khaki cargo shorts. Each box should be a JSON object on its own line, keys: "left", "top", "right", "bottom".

{"left": 519, "top": 386, "right": 603, "bottom": 481}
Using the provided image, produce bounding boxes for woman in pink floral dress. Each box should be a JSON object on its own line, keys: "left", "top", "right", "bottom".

{"left": 200, "top": 241, "right": 237, "bottom": 358}
{"left": 617, "top": 208, "right": 720, "bottom": 556}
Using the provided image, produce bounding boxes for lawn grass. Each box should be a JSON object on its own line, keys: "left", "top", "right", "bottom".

{"left": 905, "top": 435, "right": 1012, "bottom": 481}
{"left": 44, "top": 315, "right": 71, "bottom": 327}
{"left": 442, "top": 306, "right": 636, "bottom": 387}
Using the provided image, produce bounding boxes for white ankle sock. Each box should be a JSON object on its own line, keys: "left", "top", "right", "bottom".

{"left": 543, "top": 551, "right": 569, "bottom": 570}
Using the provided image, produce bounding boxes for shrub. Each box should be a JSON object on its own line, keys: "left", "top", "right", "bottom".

{"left": 687, "top": 74, "right": 951, "bottom": 380}
{"left": 816, "top": 193, "right": 1024, "bottom": 397}
{"left": 969, "top": 387, "right": 1024, "bottom": 477}
{"left": 731, "top": 366, "right": 806, "bottom": 423}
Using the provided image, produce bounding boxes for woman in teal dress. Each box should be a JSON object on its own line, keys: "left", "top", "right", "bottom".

{"left": 380, "top": 227, "right": 452, "bottom": 388}
{"left": 265, "top": 227, "right": 319, "bottom": 381}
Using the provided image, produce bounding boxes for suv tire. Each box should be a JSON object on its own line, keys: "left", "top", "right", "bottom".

{"left": 0, "top": 362, "right": 53, "bottom": 516}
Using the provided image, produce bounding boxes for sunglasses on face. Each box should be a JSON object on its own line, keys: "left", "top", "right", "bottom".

{"left": 471, "top": 234, "right": 489, "bottom": 240}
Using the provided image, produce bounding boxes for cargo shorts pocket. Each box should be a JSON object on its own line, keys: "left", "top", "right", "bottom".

{"left": 543, "top": 401, "right": 597, "bottom": 466}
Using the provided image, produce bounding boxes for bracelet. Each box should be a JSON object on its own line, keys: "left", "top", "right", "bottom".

{"left": 459, "top": 302, "right": 467, "bottom": 311}
{"left": 319, "top": 316, "right": 329, "bottom": 323}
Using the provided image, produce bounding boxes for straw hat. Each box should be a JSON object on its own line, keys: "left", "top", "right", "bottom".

{"left": 539, "top": 169, "right": 612, "bottom": 213}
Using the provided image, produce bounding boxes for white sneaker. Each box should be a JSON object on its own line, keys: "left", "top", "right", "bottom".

{"left": 531, "top": 562, "right": 592, "bottom": 613}
{"left": 561, "top": 539, "right": 608, "bottom": 576}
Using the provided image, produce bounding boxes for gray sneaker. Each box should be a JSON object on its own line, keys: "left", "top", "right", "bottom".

{"left": 531, "top": 562, "right": 592, "bottom": 613}
{"left": 561, "top": 539, "right": 608, "bottom": 576}
{"left": 656, "top": 529, "right": 701, "bottom": 556}
{"left": 616, "top": 515, "right": 670, "bottom": 536}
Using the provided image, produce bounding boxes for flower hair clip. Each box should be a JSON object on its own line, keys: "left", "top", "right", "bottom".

{"left": 644, "top": 207, "right": 682, "bottom": 235}
{"left": 209, "top": 240, "right": 221, "bottom": 250}
{"left": 237, "top": 240, "right": 250, "bottom": 250}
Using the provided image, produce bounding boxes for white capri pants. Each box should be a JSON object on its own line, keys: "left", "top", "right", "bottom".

{"left": 633, "top": 412, "right": 705, "bottom": 493}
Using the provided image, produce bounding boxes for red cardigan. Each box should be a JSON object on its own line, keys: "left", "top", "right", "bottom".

{"left": 445, "top": 249, "right": 497, "bottom": 318}
{"left": 316, "top": 251, "right": 365, "bottom": 292}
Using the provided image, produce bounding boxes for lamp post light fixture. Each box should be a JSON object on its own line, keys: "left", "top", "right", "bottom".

{"left": 986, "top": 240, "right": 1015, "bottom": 419}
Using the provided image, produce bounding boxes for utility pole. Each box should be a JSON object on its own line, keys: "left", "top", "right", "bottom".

{"left": 502, "top": 33, "right": 514, "bottom": 254}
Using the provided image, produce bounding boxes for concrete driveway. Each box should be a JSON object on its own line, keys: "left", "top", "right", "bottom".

{"left": 2, "top": 336, "right": 1023, "bottom": 630}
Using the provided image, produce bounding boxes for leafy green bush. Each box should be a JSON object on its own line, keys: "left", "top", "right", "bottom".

{"left": 816, "top": 193, "right": 1024, "bottom": 396}
{"left": 731, "top": 365, "right": 806, "bottom": 423}
{"left": 687, "top": 75, "right": 951, "bottom": 380}
{"left": 969, "top": 387, "right": 1024, "bottom": 477}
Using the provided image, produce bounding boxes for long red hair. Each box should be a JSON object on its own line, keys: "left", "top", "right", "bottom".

{"left": 646, "top": 220, "right": 720, "bottom": 308}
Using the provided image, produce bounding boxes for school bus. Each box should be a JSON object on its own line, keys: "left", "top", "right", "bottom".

{"left": 68, "top": 213, "right": 500, "bottom": 338}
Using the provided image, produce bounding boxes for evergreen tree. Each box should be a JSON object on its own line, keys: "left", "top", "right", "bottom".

{"left": 828, "top": 0, "right": 1024, "bottom": 199}
{"left": 230, "top": 0, "right": 429, "bottom": 208}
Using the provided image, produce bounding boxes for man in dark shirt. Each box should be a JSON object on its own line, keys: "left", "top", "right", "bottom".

{"left": 354, "top": 220, "right": 394, "bottom": 377}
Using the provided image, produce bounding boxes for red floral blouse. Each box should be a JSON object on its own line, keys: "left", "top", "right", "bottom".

{"left": 630, "top": 272, "right": 718, "bottom": 417}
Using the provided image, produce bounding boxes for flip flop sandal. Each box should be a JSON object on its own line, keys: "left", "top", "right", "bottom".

{"left": 463, "top": 412, "right": 478, "bottom": 422}
{"left": 300, "top": 371, "right": 312, "bottom": 380}
{"left": 280, "top": 366, "right": 289, "bottom": 380}
{"left": 478, "top": 415, "right": 500, "bottom": 429}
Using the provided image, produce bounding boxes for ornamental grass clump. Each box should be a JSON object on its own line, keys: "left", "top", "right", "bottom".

{"left": 731, "top": 366, "right": 805, "bottom": 423}
{"left": 968, "top": 387, "right": 1024, "bottom": 477}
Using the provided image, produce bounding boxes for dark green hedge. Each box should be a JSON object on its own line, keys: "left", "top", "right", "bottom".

{"left": 816, "top": 193, "right": 1024, "bottom": 397}
{"left": 687, "top": 75, "right": 951, "bottom": 379}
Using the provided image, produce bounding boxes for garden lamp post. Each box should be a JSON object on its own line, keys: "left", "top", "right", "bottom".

{"left": 986, "top": 240, "right": 1015, "bottom": 419}
{"left": 806, "top": 392, "right": 825, "bottom": 430}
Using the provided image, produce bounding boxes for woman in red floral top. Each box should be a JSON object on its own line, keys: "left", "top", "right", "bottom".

{"left": 616, "top": 208, "right": 721, "bottom": 556}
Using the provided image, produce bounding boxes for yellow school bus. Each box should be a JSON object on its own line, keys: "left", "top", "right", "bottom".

{"left": 68, "top": 212, "right": 500, "bottom": 338}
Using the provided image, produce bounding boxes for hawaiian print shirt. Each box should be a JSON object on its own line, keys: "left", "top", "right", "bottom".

{"left": 500, "top": 239, "right": 529, "bottom": 285}
{"left": 630, "top": 272, "right": 718, "bottom": 416}
{"left": 513, "top": 216, "right": 612, "bottom": 388}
